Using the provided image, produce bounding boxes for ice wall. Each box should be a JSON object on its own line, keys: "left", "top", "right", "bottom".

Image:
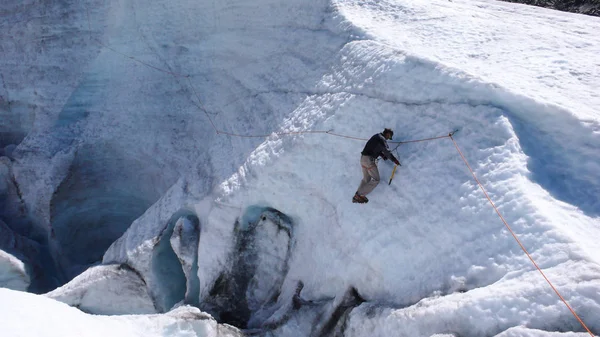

{"left": 1, "top": 0, "right": 349, "bottom": 287}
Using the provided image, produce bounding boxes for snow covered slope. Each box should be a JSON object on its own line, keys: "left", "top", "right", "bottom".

{"left": 339, "top": 0, "right": 600, "bottom": 120}
{"left": 0, "top": 288, "right": 242, "bottom": 337}
{"left": 1, "top": 0, "right": 600, "bottom": 336}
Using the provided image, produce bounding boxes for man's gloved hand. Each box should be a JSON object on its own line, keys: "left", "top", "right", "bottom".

{"left": 393, "top": 159, "right": 401, "bottom": 166}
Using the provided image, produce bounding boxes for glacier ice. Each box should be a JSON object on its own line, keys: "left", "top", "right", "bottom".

{"left": 45, "top": 263, "right": 155, "bottom": 315}
{"left": 170, "top": 213, "right": 201, "bottom": 308}
{"left": 0, "top": 249, "right": 30, "bottom": 291}
{"left": 201, "top": 206, "right": 294, "bottom": 328}
{"left": 151, "top": 210, "right": 198, "bottom": 312}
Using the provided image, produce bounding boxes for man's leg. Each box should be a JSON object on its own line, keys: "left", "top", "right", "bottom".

{"left": 357, "top": 156, "right": 380, "bottom": 196}
{"left": 356, "top": 165, "right": 372, "bottom": 195}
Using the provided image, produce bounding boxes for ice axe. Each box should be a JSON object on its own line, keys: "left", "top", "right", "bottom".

{"left": 388, "top": 163, "right": 400, "bottom": 185}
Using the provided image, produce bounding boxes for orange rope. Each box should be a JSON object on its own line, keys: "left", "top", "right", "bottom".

{"left": 449, "top": 135, "right": 595, "bottom": 337}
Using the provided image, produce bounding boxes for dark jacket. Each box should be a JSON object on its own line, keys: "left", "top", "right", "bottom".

{"left": 361, "top": 133, "right": 399, "bottom": 164}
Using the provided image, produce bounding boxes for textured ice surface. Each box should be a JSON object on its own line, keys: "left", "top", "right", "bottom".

{"left": 45, "top": 264, "right": 155, "bottom": 315}
{"left": 0, "top": 249, "right": 30, "bottom": 291}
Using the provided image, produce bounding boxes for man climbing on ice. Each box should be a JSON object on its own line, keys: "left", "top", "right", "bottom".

{"left": 353, "top": 128, "right": 400, "bottom": 204}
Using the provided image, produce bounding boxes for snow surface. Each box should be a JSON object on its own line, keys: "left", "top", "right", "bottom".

{"left": 0, "top": 288, "right": 242, "bottom": 337}
{"left": 338, "top": 0, "right": 600, "bottom": 120}
{"left": 1, "top": 0, "right": 600, "bottom": 336}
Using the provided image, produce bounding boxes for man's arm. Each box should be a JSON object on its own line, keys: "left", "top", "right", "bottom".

{"left": 380, "top": 141, "right": 400, "bottom": 165}
{"left": 384, "top": 150, "right": 400, "bottom": 165}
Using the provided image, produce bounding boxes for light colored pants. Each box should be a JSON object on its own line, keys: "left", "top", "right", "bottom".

{"left": 356, "top": 155, "right": 380, "bottom": 196}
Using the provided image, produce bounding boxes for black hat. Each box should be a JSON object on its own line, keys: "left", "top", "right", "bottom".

{"left": 383, "top": 128, "right": 394, "bottom": 137}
